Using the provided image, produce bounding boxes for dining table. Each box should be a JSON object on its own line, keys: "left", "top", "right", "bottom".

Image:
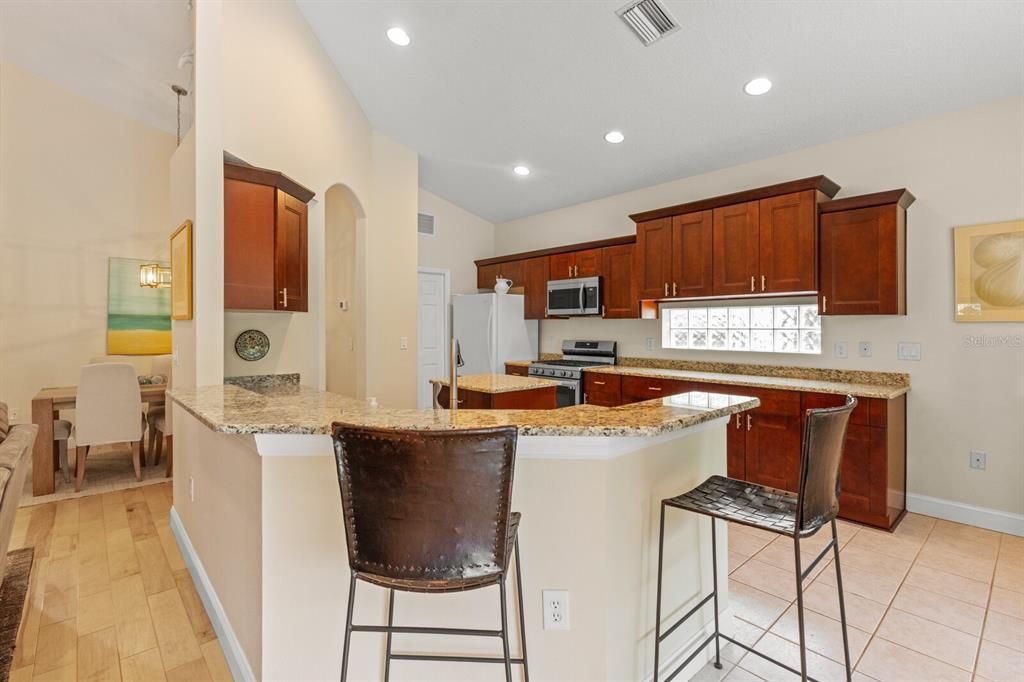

{"left": 30, "top": 383, "right": 168, "bottom": 496}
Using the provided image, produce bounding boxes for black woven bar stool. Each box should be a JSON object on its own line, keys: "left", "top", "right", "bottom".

{"left": 653, "top": 396, "right": 857, "bottom": 682}
{"left": 332, "top": 424, "right": 529, "bottom": 682}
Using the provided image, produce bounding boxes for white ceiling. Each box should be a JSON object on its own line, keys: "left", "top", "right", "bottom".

{"left": 297, "top": 0, "right": 1024, "bottom": 223}
{"left": 0, "top": 0, "right": 193, "bottom": 135}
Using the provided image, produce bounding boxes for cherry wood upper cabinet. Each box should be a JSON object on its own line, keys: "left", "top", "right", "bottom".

{"left": 224, "top": 162, "right": 314, "bottom": 312}
{"left": 600, "top": 244, "right": 638, "bottom": 318}
{"left": 477, "top": 263, "right": 499, "bottom": 290}
{"left": 521, "top": 256, "right": 549, "bottom": 320}
{"left": 274, "top": 191, "right": 308, "bottom": 311}
{"left": 759, "top": 190, "right": 817, "bottom": 293}
{"left": 550, "top": 248, "right": 600, "bottom": 279}
{"left": 819, "top": 189, "right": 915, "bottom": 315}
{"left": 671, "top": 210, "right": 713, "bottom": 298}
{"left": 635, "top": 218, "right": 673, "bottom": 299}
{"left": 712, "top": 201, "right": 760, "bottom": 296}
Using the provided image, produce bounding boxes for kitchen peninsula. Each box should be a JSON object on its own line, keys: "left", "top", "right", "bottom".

{"left": 168, "top": 380, "right": 757, "bottom": 681}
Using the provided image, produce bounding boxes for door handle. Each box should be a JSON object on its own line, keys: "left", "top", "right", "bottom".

{"left": 746, "top": 414, "right": 752, "bottom": 431}
{"left": 761, "top": 275, "right": 766, "bottom": 292}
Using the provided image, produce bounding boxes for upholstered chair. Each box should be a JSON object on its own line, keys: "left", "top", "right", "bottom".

{"left": 74, "top": 363, "right": 145, "bottom": 491}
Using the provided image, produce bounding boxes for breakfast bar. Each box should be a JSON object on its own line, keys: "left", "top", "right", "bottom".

{"left": 168, "top": 382, "right": 757, "bottom": 681}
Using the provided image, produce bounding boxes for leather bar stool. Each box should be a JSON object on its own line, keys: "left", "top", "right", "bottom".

{"left": 331, "top": 424, "right": 529, "bottom": 682}
{"left": 653, "top": 396, "right": 857, "bottom": 682}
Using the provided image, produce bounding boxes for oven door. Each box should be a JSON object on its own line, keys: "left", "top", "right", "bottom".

{"left": 547, "top": 279, "right": 583, "bottom": 316}
{"left": 548, "top": 378, "right": 581, "bottom": 407}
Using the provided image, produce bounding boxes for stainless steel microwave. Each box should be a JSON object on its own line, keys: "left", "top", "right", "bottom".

{"left": 547, "top": 277, "right": 601, "bottom": 316}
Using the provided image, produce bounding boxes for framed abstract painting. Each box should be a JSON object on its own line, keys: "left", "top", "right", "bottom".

{"left": 953, "top": 220, "right": 1024, "bottom": 322}
{"left": 107, "top": 257, "right": 172, "bottom": 354}
{"left": 171, "top": 220, "right": 193, "bottom": 320}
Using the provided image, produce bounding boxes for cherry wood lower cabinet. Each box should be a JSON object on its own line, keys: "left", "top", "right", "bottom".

{"left": 577, "top": 370, "right": 906, "bottom": 530}
{"left": 436, "top": 385, "right": 557, "bottom": 410}
{"left": 504, "top": 363, "right": 529, "bottom": 376}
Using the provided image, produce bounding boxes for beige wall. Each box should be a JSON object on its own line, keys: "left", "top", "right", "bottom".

{"left": 324, "top": 185, "right": 364, "bottom": 398}
{"left": 0, "top": 61, "right": 176, "bottom": 418}
{"left": 495, "top": 97, "right": 1024, "bottom": 518}
{"left": 418, "top": 189, "right": 496, "bottom": 295}
{"left": 215, "top": 0, "right": 418, "bottom": 407}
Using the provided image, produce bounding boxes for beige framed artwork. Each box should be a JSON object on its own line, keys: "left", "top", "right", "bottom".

{"left": 170, "top": 220, "right": 193, "bottom": 320}
{"left": 953, "top": 219, "right": 1024, "bottom": 322}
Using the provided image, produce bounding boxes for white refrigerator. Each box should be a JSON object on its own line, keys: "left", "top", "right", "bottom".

{"left": 452, "top": 294, "right": 538, "bottom": 374}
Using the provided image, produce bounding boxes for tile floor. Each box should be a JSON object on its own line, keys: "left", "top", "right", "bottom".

{"left": 7, "top": 482, "right": 231, "bottom": 682}
{"left": 692, "top": 514, "right": 1024, "bottom": 682}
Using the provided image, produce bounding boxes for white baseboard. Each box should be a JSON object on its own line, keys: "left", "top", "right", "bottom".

{"left": 907, "top": 493, "right": 1024, "bottom": 537}
{"left": 170, "top": 507, "right": 256, "bottom": 682}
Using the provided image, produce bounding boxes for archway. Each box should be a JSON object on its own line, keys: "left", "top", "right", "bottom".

{"left": 324, "top": 184, "right": 366, "bottom": 398}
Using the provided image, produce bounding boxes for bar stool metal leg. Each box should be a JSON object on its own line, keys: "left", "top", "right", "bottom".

{"left": 499, "top": 581, "right": 513, "bottom": 682}
{"left": 384, "top": 589, "right": 395, "bottom": 682}
{"left": 341, "top": 573, "right": 356, "bottom": 682}
{"left": 831, "top": 520, "right": 853, "bottom": 682}
{"left": 794, "top": 535, "right": 808, "bottom": 681}
{"left": 514, "top": 539, "right": 530, "bottom": 682}
{"left": 710, "top": 519, "right": 723, "bottom": 670}
{"left": 653, "top": 503, "right": 666, "bottom": 682}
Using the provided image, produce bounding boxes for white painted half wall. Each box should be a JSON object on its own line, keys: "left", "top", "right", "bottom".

{"left": 0, "top": 61, "right": 176, "bottom": 417}
{"left": 418, "top": 189, "right": 496, "bottom": 295}
{"left": 494, "top": 97, "right": 1024, "bottom": 520}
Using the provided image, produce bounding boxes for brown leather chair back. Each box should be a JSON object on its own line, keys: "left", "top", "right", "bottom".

{"left": 796, "top": 395, "right": 857, "bottom": 534}
{"left": 332, "top": 425, "right": 518, "bottom": 583}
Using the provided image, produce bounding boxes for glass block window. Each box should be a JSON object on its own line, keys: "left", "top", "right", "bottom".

{"left": 664, "top": 303, "right": 821, "bottom": 354}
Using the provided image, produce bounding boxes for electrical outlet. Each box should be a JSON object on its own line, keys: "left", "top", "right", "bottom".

{"left": 858, "top": 341, "right": 872, "bottom": 358}
{"left": 970, "top": 451, "right": 987, "bottom": 470}
{"left": 189, "top": 476, "right": 195, "bottom": 502}
{"left": 833, "top": 342, "right": 848, "bottom": 359}
{"left": 542, "top": 589, "right": 570, "bottom": 631}
{"left": 645, "top": 337, "right": 655, "bottom": 351}
{"left": 897, "top": 342, "right": 921, "bottom": 361}
{"left": 8, "top": 408, "right": 19, "bottom": 422}
{"left": 400, "top": 336, "right": 408, "bottom": 350}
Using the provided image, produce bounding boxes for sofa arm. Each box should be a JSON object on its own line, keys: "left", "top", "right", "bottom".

{"left": 0, "top": 424, "right": 36, "bottom": 586}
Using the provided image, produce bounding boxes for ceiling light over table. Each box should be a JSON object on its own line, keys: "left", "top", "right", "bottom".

{"left": 604, "top": 130, "right": 625, "bottom": 144}
{"left": 386, "top": 26, "right": 410, "bottom": 46}
{"left": 744, "top": 77, "right": 772, "bottom": 96}
{"left": 513, "top": 165, "right": 531, "bottom": 176}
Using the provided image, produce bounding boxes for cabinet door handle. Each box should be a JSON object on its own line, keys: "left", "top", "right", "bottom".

{"left": 664, "top": 282, "right": 669, "bottom": 297}
{"left": 750, "top": 276, "right": 755, "bottom": 292}
{"left": 822, "top": 295, "right": 828, "bottom": 313}
{"left": 735, "top": 414, "right": 742, "bottom": 429}
{"left": 761, "top": 275, "right": 766, "bottom": 292}
{"left": 281, "top": 287, "right": 288, "bottom": 308}
{"left": 746, "top": 414, "right": 752, "bottom": 431}
{"left": 574, "top": 265, "right": 579, "bottom": 277}
{"left": 672, "top": 282, "right": 677, "bottom": 296}
{"left": 583, "top": 393, "right": 588, "bottom": 404}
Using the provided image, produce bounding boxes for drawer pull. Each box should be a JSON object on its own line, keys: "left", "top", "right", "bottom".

{"left": 648, "top": 386, "right": 662, "bottom": 391}
{"left": 593, "top": 381, "right": 606, "bottom": 385}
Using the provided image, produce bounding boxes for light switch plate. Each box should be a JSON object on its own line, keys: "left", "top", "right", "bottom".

{"left": 897, "top": 342, "right": 922, "bottom": 361}
{"left": 645, "top": 337, "right": 655, "bottom": 351}
{"left": 834, "top": 342, "right": 848, "bottom": 359}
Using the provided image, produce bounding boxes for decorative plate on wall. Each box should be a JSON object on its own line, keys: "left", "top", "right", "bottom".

{"left": 235, "top": 329, "right": 271, "bottom": 361}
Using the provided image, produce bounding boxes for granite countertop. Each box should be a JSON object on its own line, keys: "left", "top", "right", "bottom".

{"left": 429, "top": 373, "right": 559, "bottom": 394}
{"left": 169, "top": 384, "right": 759, "bottom": 438}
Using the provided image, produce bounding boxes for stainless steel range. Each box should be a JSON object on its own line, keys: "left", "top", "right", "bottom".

{"left": 528, "top": 340, "right": 616, "bottom": 407}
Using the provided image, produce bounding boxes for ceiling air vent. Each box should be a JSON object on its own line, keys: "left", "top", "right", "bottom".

{"left": 417, "top": 213, "right": 436, "bottom": 236}
{"left": 617, "top": 0, "right": 679, "bottom": 46}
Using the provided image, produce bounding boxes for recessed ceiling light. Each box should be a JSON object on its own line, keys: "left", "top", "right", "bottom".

{"left": 744, "top": 77, "right": 772, "bottom": 96}
{"left": 386, "top": 27, "right": 410, "bottom": 46}
{"left": 604, "top": 130, "right": 625, "bottom": 144}
{"left": 513, "top": 165, "right": 531, "bottom": 176}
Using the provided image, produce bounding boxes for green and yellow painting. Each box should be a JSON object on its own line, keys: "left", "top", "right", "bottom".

{"left": 107, "top": 257, "right": 172, "bottom": 355}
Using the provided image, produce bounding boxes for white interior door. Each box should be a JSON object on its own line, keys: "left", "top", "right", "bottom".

{"left": 416, "top": 269, "right": 449, "bottom": 408}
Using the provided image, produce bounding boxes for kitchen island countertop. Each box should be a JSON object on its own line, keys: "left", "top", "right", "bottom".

{"left": 428, "top": 372, "right": 558, "bottom": 394}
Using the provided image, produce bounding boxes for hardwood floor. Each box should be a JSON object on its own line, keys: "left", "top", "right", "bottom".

{"left": 8, "top": 482, "right": 232, "bottom": 682}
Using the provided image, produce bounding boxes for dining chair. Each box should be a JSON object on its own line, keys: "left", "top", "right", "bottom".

{"left": 146, "top": 356, "right": 173, "bottom": 476}
{"left": 53, "top": 418, "right": 72, "bottom": 483}
{"left": 74, "top": 363, "right": 145, "bottom": 491}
